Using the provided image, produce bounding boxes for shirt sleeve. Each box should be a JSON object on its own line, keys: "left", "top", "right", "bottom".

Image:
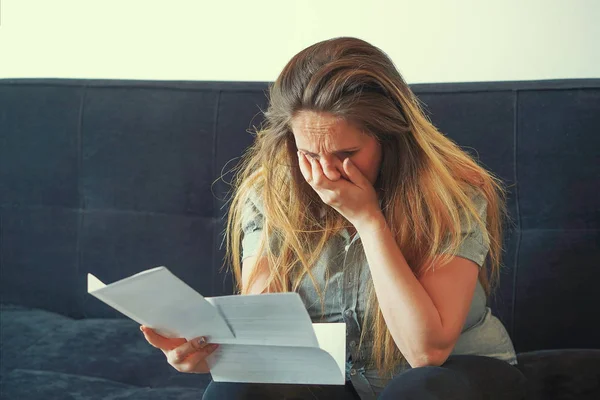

{"left": 445, "top": 191, "right": 491, "bottom": 268}
{"left": 240, "top": 189, "right": 265, "bottom": 261}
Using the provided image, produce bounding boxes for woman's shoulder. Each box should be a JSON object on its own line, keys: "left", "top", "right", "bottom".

{"left": 463, "top": 185, "right": 488, "bottom": 215}
{"left": 450, "top": 186, "right": 489, "bottom": 237}
{"left": 241, "top": 181, "right": 266, "bottom": 215}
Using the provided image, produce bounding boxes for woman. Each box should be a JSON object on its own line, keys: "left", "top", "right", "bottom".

{"left": 141, "top": 37, "right": 526, "bottom": 399}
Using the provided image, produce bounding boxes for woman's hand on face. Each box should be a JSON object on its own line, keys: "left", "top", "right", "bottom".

{"left": 140, "top": 325, "right": 219, "bottom": 374}
{"left": 297, "top": 151, "right": 381, "bottom": 227}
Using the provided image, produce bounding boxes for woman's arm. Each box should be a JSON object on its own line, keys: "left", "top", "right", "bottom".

{"left": 241, "top": 255, "right": 277, "bottom": 294}
{"left": 355, "top": 213, "right": 479, "bottom": 368}
{"left": 296, "top": 152, "right": 480, "bottom": 368}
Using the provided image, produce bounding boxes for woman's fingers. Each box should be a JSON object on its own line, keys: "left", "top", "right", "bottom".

{"left": 297, "top": 151, "right": 312, "bottom": 183}
{"left": 307, "top": 155, "right": 336, "bottom": 190}
{"left": 297, "top": 151, "right": 351, "bottom": 207}
{"left": 140, "top": 325, "right": 219, "bottom": 374}
{"left": 140, "top": 325, "right": 186, "bottom": 352}
{"left": 168, "top": 336, "right": 208, "bottom": 364}
{"left": 184, "top": 353, "right": 211, "bottom": 374}
{"left": 320, "top": 158, "right": 342, "bottom": 181}
{"left": 297, "top": 151, "right": 343, "bottom": 187}
{"left": 168, "top": 341, "right": 220, "bottom": 374}
{"left": 308, "top": 156, "right": 323, "bottom": 185}
{"left": 342, "top": 157, "right": 368, "bottom": 188}
{"left": 298, "top": 151, "right": 327, "bottom": 187}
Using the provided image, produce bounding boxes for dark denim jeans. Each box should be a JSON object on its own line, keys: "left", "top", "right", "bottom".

{"left": 202, "top": 355, "right": 527, "bottom": 400}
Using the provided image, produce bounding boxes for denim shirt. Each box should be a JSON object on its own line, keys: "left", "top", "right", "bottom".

{"left": 240, "top": 189, "right": 518, "bottom": 400}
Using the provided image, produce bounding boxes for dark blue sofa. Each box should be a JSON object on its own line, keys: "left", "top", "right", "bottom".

{"left": 1, "top": 78, "right": 599, "bottom": 399}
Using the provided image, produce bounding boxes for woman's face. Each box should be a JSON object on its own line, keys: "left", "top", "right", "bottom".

{"left": 290, "top": 111, "right": 382, "bottom": 185}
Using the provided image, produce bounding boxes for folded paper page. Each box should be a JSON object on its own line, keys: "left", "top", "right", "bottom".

{"left": 313, "top": 322, "right": 346, "bottom": 382}
{"left": 207, "top": 340, "right": 345, "bottom": 385}
{"left": 87, "top": 267, "right": 234, "bottom": 341}
{"left": 206, "top": 293, "right": 318, "bottom": 347}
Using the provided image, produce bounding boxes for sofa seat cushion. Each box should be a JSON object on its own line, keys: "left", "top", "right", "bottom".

{"left": 1, "top": 305, "right": 211, "bottom": 395}
{"left": 2, "top": 369, "right": 205, "bottom": 400}
{"left": 516, "top": 349, "right": 600, "bottom": 400}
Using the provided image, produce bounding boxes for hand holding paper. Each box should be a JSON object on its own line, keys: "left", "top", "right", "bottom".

{"left": 140, "top": 325, "right": 219, "bottom": 374}
{"left": 88, "top": 266, "right": 346, "bottom": 385}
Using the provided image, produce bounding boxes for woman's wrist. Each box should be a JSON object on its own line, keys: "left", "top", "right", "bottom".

{"left": 353, "top": 209, "right": 387, "bottom": 235}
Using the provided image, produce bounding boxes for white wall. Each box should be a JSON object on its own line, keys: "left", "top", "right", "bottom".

{"left": 0, "top": 0, "right": 598, "bottom": 83}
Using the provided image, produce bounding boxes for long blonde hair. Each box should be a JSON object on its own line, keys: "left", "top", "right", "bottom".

{"left": 224, "top": 36, "right": 507, "bottom": 377}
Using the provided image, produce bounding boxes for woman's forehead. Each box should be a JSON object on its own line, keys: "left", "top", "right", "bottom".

{"left": 291, "top": 112, "right": 362, "bottom": 143}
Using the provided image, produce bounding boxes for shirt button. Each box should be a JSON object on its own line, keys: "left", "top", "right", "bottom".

{"left": 344, "top": 309, "right": 353, "bottom": 318}
{"left": 350, "top": 340, "right": 356, "bottom": 347}
{"left": 350, "top": 368, "right": 357, "bottom": 376}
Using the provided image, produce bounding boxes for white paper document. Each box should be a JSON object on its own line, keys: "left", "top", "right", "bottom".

{"left": 88, "top": 266, "right": 346, "bottom": 385}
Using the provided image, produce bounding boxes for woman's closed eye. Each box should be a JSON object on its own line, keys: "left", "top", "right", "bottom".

{"left": 337, "top": 151, "right": 357, "bottom": 159}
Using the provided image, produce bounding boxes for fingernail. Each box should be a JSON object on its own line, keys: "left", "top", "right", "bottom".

{"left": 140, "top": 326, "right": 144, "bottom": 332}
{"left": 211, "top": 344, "right": 219, "bottom": 350}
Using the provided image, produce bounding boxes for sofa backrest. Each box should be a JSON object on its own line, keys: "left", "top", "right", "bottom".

{"left": 1, "top": 78, "right": 598, "bottom": 353}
